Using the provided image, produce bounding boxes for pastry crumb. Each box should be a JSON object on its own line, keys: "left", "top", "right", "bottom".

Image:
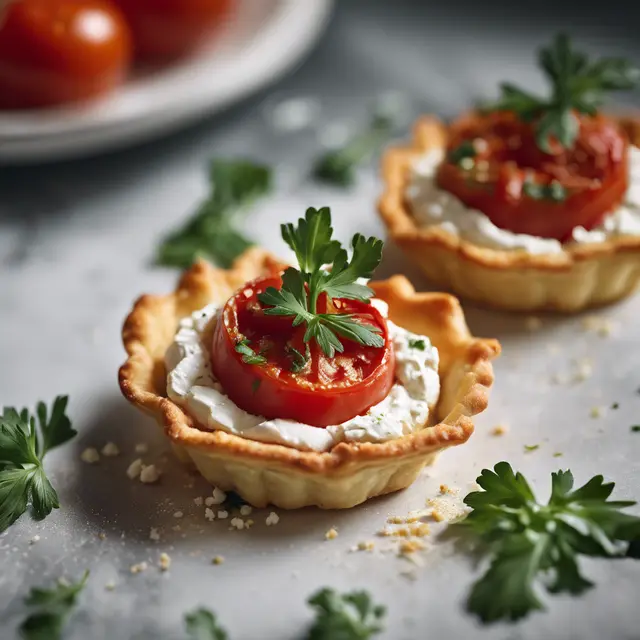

{"left": 210, "top": 487, "right": 227, "bottom": 505}
{"left": 98, "top": 532, "right": 106, "bottom": 541}
{"left": 212, "top": 555, "right": 225, "bottom": 565}
{"left": 581, "top": 315, "right": 616, "bottom": 336}
{"left": 491, "top": 424, "right": 509, "bottom": 436}
{"left": 204, "top": 497, "right": 215, "bottom": 507}
{"left": 149, "top": 528, "right": 160, "bottom": 542}
{"left": 29, "top": 535, "right": 40, "bottom": 545}
{"left": 398, "top": 539, "right": 425, "bottom": 555}
{"left": 105, "top": 581, "right": 116, "bottom": 591}
{"left": 357, "top": 541, "right": 375, "bottom": 552}
{"left": 130, "top": 562, "right": 148, "bottom": 575}
{"left": 193, "top": 497, "right": 204, "bottom": 507}
{"left": 134, "top": 443, "right": 149, "bottom": 454}
{"left": 325, "top": 528, "right": 339, "bottom": 540}
{"left": 205, "top": 508, "right": 216, "bottom": 522}
{"left": 140, "top": 464, "right": 161, "bottom": 484}
{"left": 240, "top": 505, "right": 252, "bottom": 516}
{"left": 572, "top": 358, "right": 593, "bottom": 382}
{"left": 159, "top": 553, "right": 171, "bottom": 571}
{"left": 126, "top": 458, "right": 143, "bottom": 479}
{"left": 590, "top": 406, "right": 604, "bottom": 418}
{"left": 265, "top": 512, "right": 280, "bottom": 526}
{"left": 230, "top": 517, "right": 245, "bottom": 530}
{"left": 80, "top": 448, "right": 100, "bottom": 464}
{"left": 101, "top": 442, "right": 120, "bottom": 457}
{"left": 217, "top": 510, "right": 229, "bottom": 520}
{"left": 173, "top": 511, "right": 184, "bottom": 519}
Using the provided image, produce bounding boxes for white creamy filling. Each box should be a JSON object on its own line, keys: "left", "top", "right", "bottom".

{"left": 165, "top": 301, "right": 440, "bottom": 453}
{"left": 406, "top": 146, "right": 640, "bottom": 255}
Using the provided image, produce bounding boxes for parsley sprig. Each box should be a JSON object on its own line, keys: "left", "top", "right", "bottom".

{"left": 306, "top": 588, "right": 386, "bottom": 639}
{"left": 0, "top": 396, "right": 76, "bottom": 533}
{"left": 457, "top": 462, "right": 640, "bottom": 623}
{"left": 257, "top": 207, "right": 384, "bottom": 358}
{"left": 485, "top": 34, "right": 640, "bottom": 152}
{"left": 185, "top": 608, "right": 228, "bottom": 640}
{"left": 20, "top": 571, "right": 89, "bottom": 640}
{"left": 156, "top": 160, "right": 272, "bottom": 269}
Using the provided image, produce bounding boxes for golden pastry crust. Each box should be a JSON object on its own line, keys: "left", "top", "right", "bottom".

{"left": 379, "top": 115, "right": 640, "bottom": 312}
{"left": 119, "top": 248, "right": 500, "bottom": 509}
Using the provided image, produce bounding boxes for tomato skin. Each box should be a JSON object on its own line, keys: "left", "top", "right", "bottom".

{"left": 437, "top": 111, "right": 629, "bottom": 241}
{"left": 211, "top": 276, "right": 396, "bottom": 428}
{"left": 111, "top": 0, "right": 233, "bottom": 62}
{"left": 0, "top": 0, "right": 132, "bottom": 109}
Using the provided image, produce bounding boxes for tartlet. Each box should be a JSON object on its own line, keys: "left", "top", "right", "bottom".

{"left": 119, "top": 248, "right": 500, "bottom": 509}
{"left": 380, "top": 115, "right": 640, "bottom": 313}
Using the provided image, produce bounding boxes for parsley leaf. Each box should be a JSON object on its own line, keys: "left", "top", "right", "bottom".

{"left": 313, "top": 113, "right": 395, "bottom": 187}
{"left": 408, "top": 338, "right": 426, "bottom": 351}
{"left": 258, "top": 208, "right": 384, "bottom": 357}
{"left": 0, "top": 396, "right": 76, "bottom": 533}
{"left": 448, "top": 141, "right": 477, "bottom": 166}
{"left": 156, "top": 160, "right": 272, "bottom": 269}
{"left": 20, "top": 571, "right": 89, "bottom": 640}
{"left": 286, "top": 344, "right": 310, "bottom": 373}
{"left": 306, "top": 588, "right": 386, "bottom": 640}
{"left": 456, "top": 462, "right": 640, "bottom": 623}
{"left": 523, "top": 180, "right": 568, "bottom": 202}
{"left": 234, "top": 339, "right": 267, "bottom": 366}
{"left": 185, "top": 607, "right": 228, "bottom": 640}
{"left": 484, "top": 33, "right": 640, "bottom": 152}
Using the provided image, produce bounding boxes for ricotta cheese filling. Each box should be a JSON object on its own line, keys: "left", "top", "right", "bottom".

{"left": 165, "top": 300, "right": 440, "bottom": 453}
{"left": 406, "top": 146, "right": 640, "bottom": 255}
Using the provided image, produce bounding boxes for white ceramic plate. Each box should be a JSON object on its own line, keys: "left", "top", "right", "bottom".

{"left": 0, "top": 0, "right": 333, "bottom": 163}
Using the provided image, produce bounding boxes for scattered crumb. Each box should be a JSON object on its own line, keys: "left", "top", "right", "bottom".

{"left": 230, "top": 517, "right": 245, "bottom": 531}
{"left": 105, "top": 581, "right": 116, "bottom": 591}
{"left": 204, "top": 497, "right": 215, "bottom": 507}
{"left": 240, "top": 505, "right": 253, "bottom": 516}
{"left": 130, "top": 562, "right": 148, "bottom": 575}
{"left": 325, "top": 528, "right": 339, "bottom": 540}
{"left": 357, "top": 541, "right": 375, "bottom": 552}
{"left": 29, "top": 535, "right": 40, "bottom": 545}
{"left": 205, "top": 508, "right": 216, "bottom": 522}
{"left": 211, "top": 487, "right": 227, "bottom": 505}
{"left": 135, "top": 443, "right": 149, "bottom": 454}
{"left": 439, "top": 484, "right": 450, "bottom": 494}
{"left": 398, "top": 540, "right": 425, "bottom": 555}
{"left": 101, "top": 442, "right": 120, "bottom": 457}
{"left": 126, "top": 458, "right": 143, "bottom": 479}
{"left": 245, "top": 519, "right": 254, "bottom": 529}
{"left": 491, "top": 424, "right": 509, "bottom": 436}
{"left": 265, "top": 512, "right": 280, "bottom": 526}
{"left": 431, "top": 510, "right": 445, "bottom": 522}
{"left": 159, "top": 553, "right": 171, "bottom": 572}
{"left": 193, "top": 497, "right": 204, "bottom": 507}
{"left": 173, "top": 511, "right": 184, "bottom": 519}
{"left": 140, "top": 464, "right": 162, "bottom": 484}
{"left": 524, "top": 444, "right": 540, "bottom": 453}
{"left": 149, "top": 528, "right": 160, "bottom": 542}
{"left": 98, "top": 532, "right": 106, "bottom": 541}
{"left": 212, "top": 555, "right": 225, "bottom": 565}
{"left": 590, "top": 406, "right": 604, "bottom": 419}
{"left": 217, "top": 510, "right": 229, "bottom": 520}
{"left": 581, "top": 315, "right": 616, "bottom": 337}
{"left": 572, "top": 358, "right": 593, "bottom": 382}
{"left": 80, "top": 448, "right": 100, "bottom": 464}
{"left": 524, "top": 316, "right": 542, "bottom": 331}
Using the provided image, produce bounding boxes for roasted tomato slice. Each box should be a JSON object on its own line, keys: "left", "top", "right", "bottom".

{"left": 111, "top": 0, "right": 234, "bottom": 62}
{"left": 0, "top": 0, "right": 132, "bottom": 110}
{"left": 437, "top": 111, "right": 629, "bottom": 241}
{"left": 211, "top": 275, "right": 395, "bottom": 428}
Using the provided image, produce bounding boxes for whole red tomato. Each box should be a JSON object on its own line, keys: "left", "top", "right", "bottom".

{"left": 0, "top": 0, "right": 132, "bottom": 109}
{"left": 211, "top": 275, "right": 396, "bottom": 428}
{"left": 111, "top": 0, "right": 234, "bottom": 62}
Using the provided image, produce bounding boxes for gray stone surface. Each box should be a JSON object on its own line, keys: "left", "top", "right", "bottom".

{"left": 1, "top": 1, "right": 639, "bottom": 638}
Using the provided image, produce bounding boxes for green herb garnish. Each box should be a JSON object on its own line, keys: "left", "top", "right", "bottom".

{"left": 456, "top": 462, "right": 640, "bottom": 623}
{"left": 523, "top": 179, "right": 568, "bottom": 202}
{"left": 20, "top": 571, "right": 89, "bottom": 640}
{"left": 156, "top": 160, "right": 272, "bottom": 269}
{"left": 523, "top": 444, "right": 540, "bottom": 452}
{"left": 631, "top": 425, "right": 640, "bottom": 433}
{"left": 484, "top": 33, "right": 640, "bottom": 152}
{"left": 448, "top": 141, "right": 477, "bottom": 166}
{"left": 0, "top": 396, "right": 76, "bottom": 533}
{"left": 313, "top": 113, "right": 394, "bottom": 187}
{"left": 286, "top": 344, "right": 310, "bottom": 374}
{"left": 306, "top": 588, "right": 386, "bottom": 639}
{"left": 258, "top": 207, "right": 384, "bottom": 358}
{"left": 234, "top": 339, "right": 267, "bottom": 366}
{"left": 408, "top": 338, "right": 426, "bottom": 351}
{"left": 185, "top": 607, "right": 228, "bottom": 640}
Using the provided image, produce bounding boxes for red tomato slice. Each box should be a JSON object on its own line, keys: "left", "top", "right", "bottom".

{"left": 211, "top": 275, "right": 396, "bottom": 428}
{"left": 111, "top": 0, "right": 233, "bottom": 62}
{"left": 437, "top": 111, "right": 629, "bottom": 241}
{"left": 0, "top": 0, "right": 132, "bottom": 109}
